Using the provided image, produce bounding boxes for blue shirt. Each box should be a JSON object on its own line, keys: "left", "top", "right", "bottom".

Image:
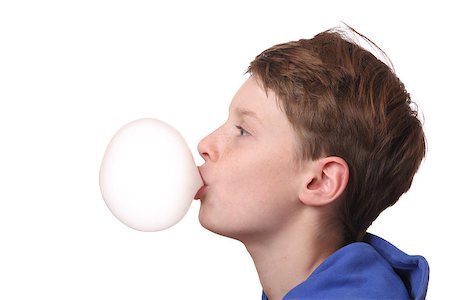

{"left": 262, "top": 233, "right": 429, "bottom": 300}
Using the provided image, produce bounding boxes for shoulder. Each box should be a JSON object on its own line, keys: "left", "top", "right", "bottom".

{"left": 283, "top": 242, "right": 410, "bottom": 299}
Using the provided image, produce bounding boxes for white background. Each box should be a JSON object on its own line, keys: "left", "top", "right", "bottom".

{"left": 1, "top": 1, "right": 448, "bottom": 299}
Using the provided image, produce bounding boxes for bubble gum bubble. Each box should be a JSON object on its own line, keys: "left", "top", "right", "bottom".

{"left": 99, "top": 118, "right": 203, "bottom": 231}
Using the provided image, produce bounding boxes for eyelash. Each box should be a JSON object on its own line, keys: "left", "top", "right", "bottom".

{"left": 235, "top": 125, "right": 250, "bottom": 136}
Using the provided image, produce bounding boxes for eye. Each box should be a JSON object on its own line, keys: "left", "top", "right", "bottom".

{"left": 235, "top": 125, "right": 251, "bottom": 137}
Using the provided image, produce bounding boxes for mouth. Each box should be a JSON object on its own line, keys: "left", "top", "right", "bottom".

{"left": 194, "top": 185, "right": 207, "bottom": 200}
{"left": 194, "top": 167, "right": 207, "bottom": 200}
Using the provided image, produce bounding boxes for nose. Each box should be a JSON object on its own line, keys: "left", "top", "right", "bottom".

{"left": 197, "top": 130, "right": 219, "bottom": 162}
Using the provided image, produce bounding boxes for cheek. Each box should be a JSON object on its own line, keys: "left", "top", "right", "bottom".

{"left": 199, "top": 171, "right": 298, "bottom": 239}
{"left": 199, "top": 144, "right": 300, "bottom": 235}
{"left": 221, "top": 152, "right": 297, "bottom": 214}
{"left": 242, "top": 151, "right": 295, "bottom": 188}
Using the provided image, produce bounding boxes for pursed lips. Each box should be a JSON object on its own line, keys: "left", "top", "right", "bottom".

{"left": 194, "top": 167, "right": 208, "bottom": 200}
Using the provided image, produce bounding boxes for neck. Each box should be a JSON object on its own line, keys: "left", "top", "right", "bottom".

{"left": 243, "top": 210, "right": 342, "bottom": 300}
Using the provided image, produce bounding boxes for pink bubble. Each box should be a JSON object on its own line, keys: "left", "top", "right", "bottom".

{"left": 99, "top": 118, "right": 202, "bottom": 231}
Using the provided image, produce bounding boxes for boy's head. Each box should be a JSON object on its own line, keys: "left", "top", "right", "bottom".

{"left": 247, "top": 27, "right": 426, "bottom": 243}
{"left": 197, "top": 27, "right": 425, "bottom": 245}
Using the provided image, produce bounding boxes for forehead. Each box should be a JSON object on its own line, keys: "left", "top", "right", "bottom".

{"left": 229, "top": 76, "right": 277, "bottom": 115}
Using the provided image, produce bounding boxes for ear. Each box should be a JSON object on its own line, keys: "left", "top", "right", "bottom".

{"left": 299, "top": 156, "right": 349, "bottom": 207}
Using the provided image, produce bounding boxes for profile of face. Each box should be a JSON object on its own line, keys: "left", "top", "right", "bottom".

{"left": 197, "top": 76, "right": 309, "bottom": 242}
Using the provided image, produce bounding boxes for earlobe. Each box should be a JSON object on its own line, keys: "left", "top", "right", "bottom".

{"left": 299, "top": 157, "right": 349, "bottom": 206}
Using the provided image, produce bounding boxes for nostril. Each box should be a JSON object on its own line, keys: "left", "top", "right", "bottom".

{"left": 197, "top": 138, "right": 210, "bottom": 161}
{"left": 200, "top": 151, "right": 210, "bottom": 161}
{"left": 197, "top": 135, "right": 211, "bottom": 161}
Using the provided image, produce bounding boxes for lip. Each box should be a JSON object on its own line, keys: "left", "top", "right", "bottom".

{"left": 194, "top": 185, "right": 208, "bottom": 200}
{"left": 194, "top": 167, "right": 207, "bottom": 200}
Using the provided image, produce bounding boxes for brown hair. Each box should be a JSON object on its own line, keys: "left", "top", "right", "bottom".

{"left": 248, "top": 27, "right": 426, "bottom": 244}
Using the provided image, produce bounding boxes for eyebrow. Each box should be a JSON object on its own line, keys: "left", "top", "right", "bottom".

{"left": 233, "top": 107, "right": 263, "bottom": 125}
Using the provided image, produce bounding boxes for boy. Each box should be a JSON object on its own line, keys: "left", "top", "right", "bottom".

{"left": 194, "top": 27, "right": 429, "bottom": 299}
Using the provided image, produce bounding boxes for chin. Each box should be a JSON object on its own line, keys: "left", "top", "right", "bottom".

{"left": 198, "top": 207, "right": 223, "bottom": 234}
{"left": 198, "top": 207, "right": 244, "bottom": 241}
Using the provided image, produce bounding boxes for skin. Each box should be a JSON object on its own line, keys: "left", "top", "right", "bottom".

{"left": 196, "top": 75, "right": 349, "bottom": 300}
